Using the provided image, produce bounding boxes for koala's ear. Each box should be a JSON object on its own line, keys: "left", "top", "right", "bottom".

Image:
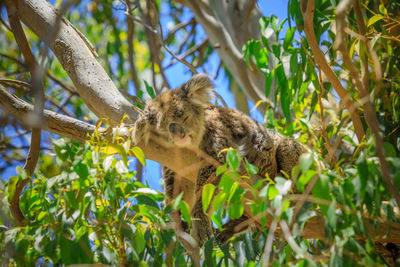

{"left": 179, "top": 74, "right": 212, "bottom": 104}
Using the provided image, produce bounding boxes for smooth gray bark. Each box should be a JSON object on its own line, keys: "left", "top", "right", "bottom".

{"left": 17, "top": 0, "right": 137, "bottom": 124}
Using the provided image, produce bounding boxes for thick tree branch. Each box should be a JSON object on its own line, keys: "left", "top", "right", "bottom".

{"left": 0, "top": 85, "right": 94, "bottom": 142}
{"left": 17, "top": 0, "right": 138, "bottom": 124}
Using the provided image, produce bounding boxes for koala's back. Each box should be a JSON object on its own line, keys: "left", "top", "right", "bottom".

{"left": 200, "top": 105, "right": 302, "bottom": 179}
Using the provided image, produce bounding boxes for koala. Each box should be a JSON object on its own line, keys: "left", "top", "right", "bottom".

{"left": 133, "top": 74, "right": 303, "bottom": 246}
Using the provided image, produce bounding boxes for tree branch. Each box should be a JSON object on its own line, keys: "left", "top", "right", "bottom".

{"left": 300, "top": 0, "right": 365, "bottom": 144}
{"left": 10, "top": 128, "right": 41, "bottom": 226}
{"left": 0, "top": 85, "right": 95, "bottom": 142}
{"left": 17, "top": 0, "right": 138, "bottom": 124}
{"left": 334, "top": 0, "right": 400, "bottom": 208}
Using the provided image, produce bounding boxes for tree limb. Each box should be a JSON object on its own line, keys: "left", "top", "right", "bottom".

{"left": 334, "top": 0, "right": 400, "bottom": 208}
{"left": 0, "top": 85, "right": 95, "bottom": 142}
{"left": 17, "top": 0, "right": 138, "bottom": 124}
{"left": 300, "top": 0, "right": 365, "bottom": 144}
{"left": 9, "top": 128, "right": 41, "bottom": 226}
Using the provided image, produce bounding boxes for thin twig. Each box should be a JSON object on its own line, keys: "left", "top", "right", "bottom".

{"left": 262, "top": 206, "right": 280, "bottom": 267}
{"left": 164, "top": 18, "right": 195, "bottom": 43}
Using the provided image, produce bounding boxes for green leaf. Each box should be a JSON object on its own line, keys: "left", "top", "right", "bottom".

{"left": 356, "top": 156, "right": 368, "bottom": 199}
{"left": 202, "top": 184, "right": 216, "bottom": 214}
{"left": 216, "top": 164, "right": 228, "bottom": 176}
{"left": 7, "top": 176, "right": 19, "bottom": 203}
{"left": 173, "top": 192, "right": 184, "bottom": 210}
{"left": 283, "top": 27, "right": 295, "bottom": 50}
{"left": 383, "top": 142, "right": 396, "bottom": 157}
{"left": 297, "top": 170, "right": 316, "bottom": 192}
{"left": 60, "top": 237, "right": 76, "bottom": 265}
{"left": 131, "top": 146, "right": 146, "bottom": 166}
{"left": 265, "top": 69, "right": 275, "bottom": 97}
{"left": 297, "top": 80, "right": 310, "bottom": 102}
{"left": 367, "top": 14, "right": 384, "bottom": 28}
{"left": 227, "top": 149, "right": 239, "bottom": 170}
{"left": 144, "top": 80, "right": 155, "bottom": 99}
{"left": 136, "top": 195, "right": 159, "bottom": 209}
{"left": 64, "top": 190, "right": 79, "bottom": 210}
{"left": 204, "top": 238, "right": 215, "bottom": 267}
{"left": 60, "top": 234, "right": 92, "bottom": 265}
{"left": 327, "top": 200, "right": 337, "bottom": 231}
{"left": 179, "top": 200, "right": 191, "bottom": 226}
{"left": 312, "top": 174, "right": 330, "bottom": 214}
{"left": 275, "top": 64, "right": 291, "bottom": 121}
{"left": 257, "top": 48, "right": 269, "bottom": 69}
{"left": 212, "top": 191, "right": 227, "bottom": 211}
{"left": 227, "top": 181, "right": 240, "bottom": 204}
{"left": 229, "top": 201, "right": 244, "bottom": 220}
{"left": 289, "top": 53, "right": 298, "bottom": 75}
{"left": 134, "top": 227, "right": 146, "bottom": 255}
{"left": 104, "top": 185, "right": 116, "bottom": 204}
{"left": 37, "top": 211, "right": 47, "bottom": 221}
{"left": 245, "top": 158, "right": 259, "bottom": 175}
{"left": 219, "top": 173, "right": 235, "bottom": 193}
{"left": 379, "top": 4, "right": 387, "bottom": 15}
{"left": 16, "top": 166, "right": 28, "bottom": 179}
{"left": 73, "top": 161, "right": 89, "bottom": 179}
{"left": 299, "top": 152, "right": 313, "bottom": 172}
{"left": 268, "top": 186, "right": 279, "bottom": 200}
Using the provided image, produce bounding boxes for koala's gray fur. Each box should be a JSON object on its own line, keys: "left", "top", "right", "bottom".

{"left": 133, "top": 74, "right": 303, "bottom": 246}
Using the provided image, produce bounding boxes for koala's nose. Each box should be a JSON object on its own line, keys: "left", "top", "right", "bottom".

{"left": 169, "top": 123, "right": 185, "bottom": 137}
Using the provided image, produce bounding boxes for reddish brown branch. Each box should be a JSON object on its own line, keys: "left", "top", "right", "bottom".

{"left": 334, "top": 1, "right": 400, "bottom": 208}
{"left": 5, "top": 0, "right": 45, "bottom": 226}
{"left": 300, "top": 0, "right": 365, "bottom": 144}
{"left": 10, "top": 128, "right": 41, "bottom": 226}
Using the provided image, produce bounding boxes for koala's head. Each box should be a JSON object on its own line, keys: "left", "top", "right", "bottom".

{"left": 143, "top": 74, "right": 213, "bottom": 147}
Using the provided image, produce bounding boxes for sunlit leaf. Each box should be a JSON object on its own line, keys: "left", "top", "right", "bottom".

{"left": 131, "top": 146, "right": 146, "bottom": 166}
{"left": 202, "top": 183, "right": 216, "bottom": 214}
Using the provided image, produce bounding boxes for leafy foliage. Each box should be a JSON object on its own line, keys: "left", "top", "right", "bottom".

{"left": 1, "top": 0, "right": 400, "bottom": 266}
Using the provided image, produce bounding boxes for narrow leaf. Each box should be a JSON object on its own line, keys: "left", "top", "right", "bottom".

{"left": 202, "top": 184, "right": 216, "bottom": 214}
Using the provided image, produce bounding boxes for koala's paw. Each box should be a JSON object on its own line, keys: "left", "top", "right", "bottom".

{"left": 191, "top": 218, "right": 213, "bottom": 247}
{"left": 132, "top": 118, "right": 150, "bottom": 145}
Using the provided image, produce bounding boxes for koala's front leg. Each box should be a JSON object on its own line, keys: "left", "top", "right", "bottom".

{"left": 191, "top": 165, "right": 219, "bottom": 246}
{"left": 132, "top": 116, "right": 151, "bottom": 145}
